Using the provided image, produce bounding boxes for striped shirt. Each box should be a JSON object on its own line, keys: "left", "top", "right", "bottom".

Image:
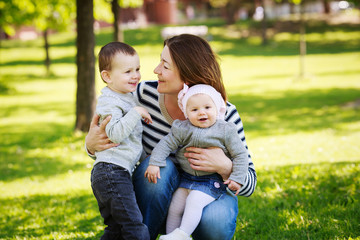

{"left": 134, "top": 80, "right": 256, "bottom": 197}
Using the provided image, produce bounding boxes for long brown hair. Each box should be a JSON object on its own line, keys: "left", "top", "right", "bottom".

{"left": 164, "top": 34, "right": 227, "bottom": 101}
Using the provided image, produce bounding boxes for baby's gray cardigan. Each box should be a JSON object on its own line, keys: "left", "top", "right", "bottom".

{"left": 94, "top": 87, "right": 143, "bottom": 175}
{"left": 150, "top": 119, "right": 249, "bottom": 185}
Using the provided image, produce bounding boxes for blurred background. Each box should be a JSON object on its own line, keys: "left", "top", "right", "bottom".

{"left": 2, "top": 0, "right": 360, "bottom": 39}
{"left": 1, "top": 0, "right": 359, "bottom": 239}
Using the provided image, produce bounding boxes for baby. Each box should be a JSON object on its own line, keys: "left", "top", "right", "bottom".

{"left": 145, "top": 84, "right": 248, "bottom": 240}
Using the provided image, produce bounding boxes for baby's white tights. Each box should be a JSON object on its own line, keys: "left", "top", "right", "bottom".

{"left": 166, "top": 188, "right": 215, "bottom": 236}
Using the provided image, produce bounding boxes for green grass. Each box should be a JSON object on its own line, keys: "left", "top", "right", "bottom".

{"left": 1, "top": 18, "right": 360, "bottom": 239}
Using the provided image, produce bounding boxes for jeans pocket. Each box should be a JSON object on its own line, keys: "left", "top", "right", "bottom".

{"left": 91, "top": 164, "right": 108, "bottom": 184}
{"left": 91, "top": 164, "right": 115, "bottom": 203}
{"left": 208, "top": 178, "right": 227, "bottom": 199}
{"left": 226, "top": 187, "right": 238, "bottom": 198}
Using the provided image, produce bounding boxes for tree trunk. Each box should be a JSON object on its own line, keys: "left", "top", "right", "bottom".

{"left": 112, "top": 0, "right": 124, "bottom": 42}
{"left": 224, "top": 2, "right": 236, "bottom": 25}
{"left": 75, "top": 0, "right": 96, "bottom": 132}
{"left": 322, "top": 0, "right": 330, "bottom": 14}
{"left": 44, "top": 29, "right": 50, "bottom": 76}
{"left": 298, "top": 3, "right": 306, "bottom": 80}
{"left": 261, "top": 0, "right": 268, "bottom": 46}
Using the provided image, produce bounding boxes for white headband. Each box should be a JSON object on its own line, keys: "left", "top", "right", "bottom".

{"left": 177, "top": 84, "right": 226, "bottom": 120}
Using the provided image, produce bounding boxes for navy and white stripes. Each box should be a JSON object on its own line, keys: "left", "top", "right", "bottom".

{"left": 134, "top": 80, "right": 256, "bottom": 197}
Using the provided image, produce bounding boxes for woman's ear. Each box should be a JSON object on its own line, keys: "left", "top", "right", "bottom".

{"left": 101, "top": 70, "right": 111, "bottom": 83}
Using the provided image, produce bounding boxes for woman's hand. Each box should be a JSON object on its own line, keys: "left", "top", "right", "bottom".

{"left": 184, "top": 147, "right": 233, "bottom": 180}
{"left": 85, "top": 114, "right": 119, "bottom": 154}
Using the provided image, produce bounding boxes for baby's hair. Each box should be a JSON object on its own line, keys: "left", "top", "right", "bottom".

{"left": 98, "top": 42, "right": 137, "bottom": 72}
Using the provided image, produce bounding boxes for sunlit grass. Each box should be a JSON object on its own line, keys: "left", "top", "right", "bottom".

{"left": 1, "top": 18, "right": 360, "bottom": 239}
{"left": 235, "top": 161, "right": 360, "bottom": 239}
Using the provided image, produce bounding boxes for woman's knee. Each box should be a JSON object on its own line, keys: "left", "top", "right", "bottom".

{"left": 132, "top": 157, "right": 180, "bottom": 239}
{"left": 134, "top": 158, "right": 179, "bottom": 192}
{"left": 192, "top": 193, "right": 238, "bottom": 240}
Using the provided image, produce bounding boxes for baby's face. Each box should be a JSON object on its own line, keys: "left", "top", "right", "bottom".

{"left": 186, "top": 94, "right": 217, "bottom": 128}
{"left": 106, "top": 52, "right": 141, "bottom": 94}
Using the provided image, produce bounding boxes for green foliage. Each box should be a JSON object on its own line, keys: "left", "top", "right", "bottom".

{"left": 0, "top": 0, "right": 75, "bottom": 35}
{"left": 0, "top": 0, "right": 143, "bottom": 35}
{"left": 119, "top": 0, "right": 143, "bottom": 8}
{"left": 0, "top": 19, "right": 360, "bottom": 239}
{"left": 32, "top": 0, "right": 76, "bottom": 32}
{"left": 0, "top": 0, "right": 35, "bottom": 35}
{"left": 347, "top": 0, "right": 360, "bottom": 8}
{"left": 209, "top": 0, "right": 228, "bottom": 8}
{"left": 94, "top": 0, "right": 113, "bottom": 23}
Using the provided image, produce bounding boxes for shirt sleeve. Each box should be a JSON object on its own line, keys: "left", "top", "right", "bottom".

{"left": 225, "top": 102, "right": 257, "bottom": 197}
{"left": 149, "top": 120, "right": 184, "bottom": 167}
{"left": 224, "top": 122, "right": 249, "bottom": 186}
{"left": 85, "top": 143, "right": 96, "bottom": 160}
{"left": 97, "top": 95, "right": 142, "bottom": 144}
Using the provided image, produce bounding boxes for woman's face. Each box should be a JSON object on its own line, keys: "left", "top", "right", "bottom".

{"left": 153, "top": 45, "right": 184, "bottom": 95}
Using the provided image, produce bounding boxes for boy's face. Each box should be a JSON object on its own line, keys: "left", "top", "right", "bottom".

{"left": 102, "top": 52, "right": 141, "bottom": 94}
{"left": 186, "top": 94, "right": 217, "bottom": 128}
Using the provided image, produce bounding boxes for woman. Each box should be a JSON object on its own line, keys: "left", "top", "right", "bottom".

{"left": 85, "top": 34, "right": 257, "bottom": 240}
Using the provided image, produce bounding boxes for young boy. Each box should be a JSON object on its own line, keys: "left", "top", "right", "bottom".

{"left": 91, "top": 42, "right": 151, "bottom": 240}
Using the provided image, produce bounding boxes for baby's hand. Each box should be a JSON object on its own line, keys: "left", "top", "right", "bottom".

{"left": 134, "top": 106, "right": 152, "bottom": 124}
{"left": 224, "top": 179, "right": 241, "bottom": 196}
{"left": 144, "top": 165, "right": 161, "bottom": 184}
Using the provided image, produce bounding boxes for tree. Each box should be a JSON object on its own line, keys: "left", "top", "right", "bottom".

{"left": 209, "top": 0, "right": 242, "bottom": 24}
{"left": 34, "top": 0, "right": 76, "bottom": 75}
{"left": 94, "top": 0, "right": 143, "bottom": 42}
{"left": 347, "top": 0, "right": 360, "bottom": 18}
{"left": 0, "top": 0, "right": 34, "bottom": 36}
{"left": 75, "top": 0, "right": 96, "bottom": 132}
{"left": 111, "top": 0, "right": 143, "bottom": 42}
{"left": 255, "top": 0, "right": 269, "bottom": 45}
{"left": 0, "top": 0, "right": 75, "bottom": 75}
{"left": 284, "top": 0, "right": 309, "bottom": 80}
{"left": 298, "top": 2, "right": 306, "bottom": 80}
{"left": 112, "top": 0, "right": 123, "bottom": 42}
{"left": 0, "top": 0, "right": 36, "bottom": 50}
{"left": 209, "top": 0, "right": 270, "bottom": 44}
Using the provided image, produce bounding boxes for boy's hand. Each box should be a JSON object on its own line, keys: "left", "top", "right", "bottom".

{"left": 144, "top": 165, "right": 161, "bottom": 184}
{"left": 134, "top": 106, "right": 152, "bottom": 124}
{"left": 224, "top": 179, "right": 242, "bottom": 196}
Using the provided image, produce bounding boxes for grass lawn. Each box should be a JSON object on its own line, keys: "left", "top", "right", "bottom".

{"left": 0, "top": 18, "right": 359, "bottom": 239}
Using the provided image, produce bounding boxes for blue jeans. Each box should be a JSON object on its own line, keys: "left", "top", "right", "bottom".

{"left": 133, "top": 156, "right": 238, "bottom": 240}
{"left": 91, "top": 162, "right": 150, "bottom": 240}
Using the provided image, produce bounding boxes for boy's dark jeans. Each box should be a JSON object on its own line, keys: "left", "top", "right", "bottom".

{"left": 91, "top": 162, "right": 150, "bottom": 240}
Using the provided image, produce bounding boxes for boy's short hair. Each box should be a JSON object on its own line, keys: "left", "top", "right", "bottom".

{"left": 98, "top": 42, "right": 137, "bottom": 72}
